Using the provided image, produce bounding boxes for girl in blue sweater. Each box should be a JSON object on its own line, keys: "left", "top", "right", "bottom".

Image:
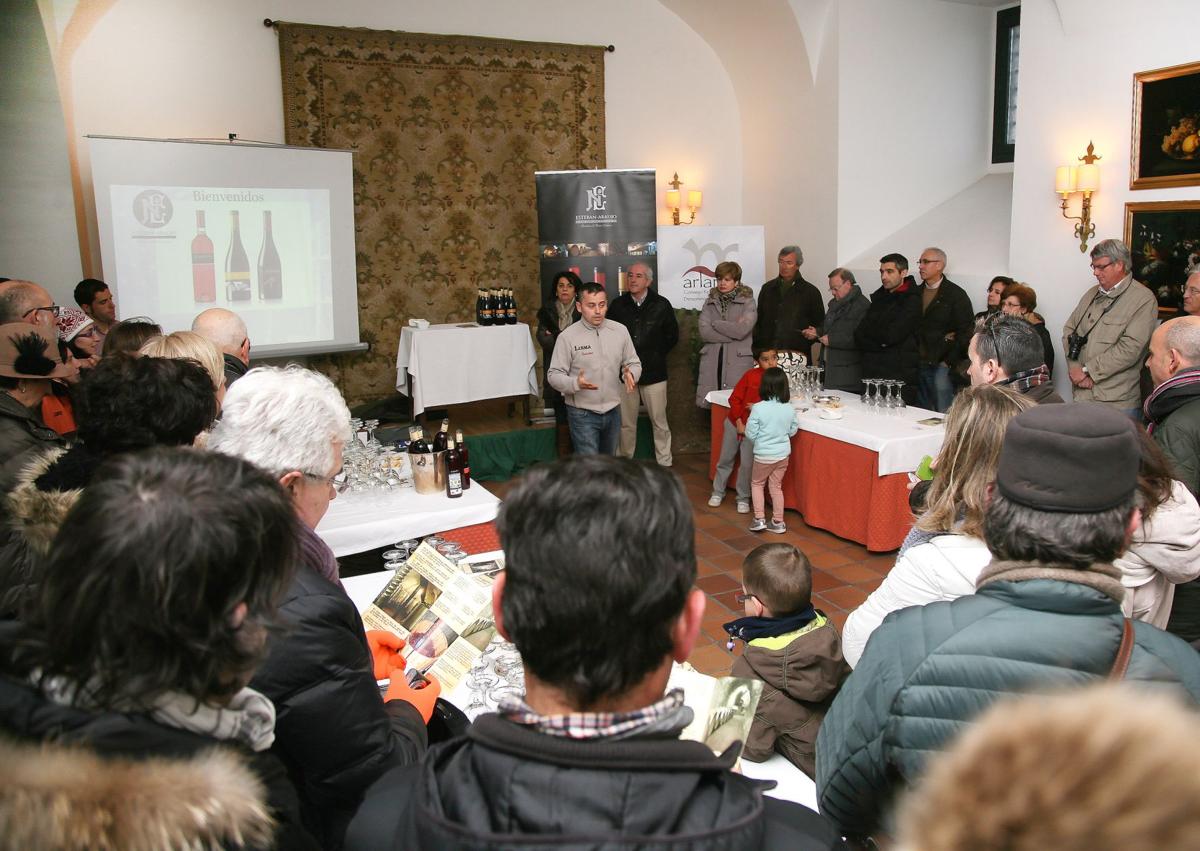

{"left": 745, "top": 367, "right": 799, "bottom": 533}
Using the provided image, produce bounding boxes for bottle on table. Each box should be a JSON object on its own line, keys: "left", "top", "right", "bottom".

{"left": 191, "top": 210, "right": 216, "bottom": 303}
{"left": 257, "top": 210, "right": 283, "bottom": 300}
{"left": 408, "top": 426, "right": 430, "bottom": 454}
{"left": 455, "top": 429, "right": 471, "bottom": 490}
{"left": 476, "top": 289, "right": 490, "bottom": 325}
{"left": 506, "top": 288, "right": 518, "bottom": 324}
{"left": 224, "top": 210, "right": 251, "bottom": 302}
{"left": 432, "top": 419, "right": 450, "bottom": 452}
{"left": 446, "top": 439, "right": 464, "bottom": 498}
{"left": 489, "top": 288, "right": 500, "bottom": 322}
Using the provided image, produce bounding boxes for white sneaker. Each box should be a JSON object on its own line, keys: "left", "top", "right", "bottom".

{"left": 748, "top": 518, "right": 767, "bottom": 533}
{"left": 736, "top": 499, "right": 751, "bottom": 514}
{"left": 708, "top": 494, "right": 723, "bottom": 507}
{"left": 767, "top": 520, "right": 787, "bottom": 534}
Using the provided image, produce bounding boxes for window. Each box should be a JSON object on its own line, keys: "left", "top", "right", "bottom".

{"left": 992, "top": 5, "right": 1020, "bottom": 164}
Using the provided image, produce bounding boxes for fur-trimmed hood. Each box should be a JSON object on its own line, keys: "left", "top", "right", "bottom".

{"left": 0, "top": 737, "right": 275, "bottom": 850}
{"left": 706, "top": 283, "right": 754, "bottom": 303}
{"left": 5, "top": 447, "right": 80, "bottom": 557}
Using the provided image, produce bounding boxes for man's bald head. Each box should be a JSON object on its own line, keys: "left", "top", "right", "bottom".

{"left": 192, "top": 308, "right": 250, "bottom": 364}
{"left": 0, "top": 280, "right": 56, "bottom": 329}
{"left": 1148, "top": 315, "right": 1200, "bottom": 387}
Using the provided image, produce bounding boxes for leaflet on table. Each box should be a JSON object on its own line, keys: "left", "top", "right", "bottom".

{"left": 667, "top": 664, "right": 764, "bottom": 760}
{"left": 361, "top": 542, "right": 502, "bottom": 691}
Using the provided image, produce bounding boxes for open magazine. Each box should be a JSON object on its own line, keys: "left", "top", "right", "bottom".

{"left": 361, "top": 542, "right": 501, "bottom": 691}
{"left": 668, "top": 664, "right": 764, "bottom": 757}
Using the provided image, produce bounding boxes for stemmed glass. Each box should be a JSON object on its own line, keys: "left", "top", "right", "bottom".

{"left": 892, "top": 381, "right": 906, "bottom": 409}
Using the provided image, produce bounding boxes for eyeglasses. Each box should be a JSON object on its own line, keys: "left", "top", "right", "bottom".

{"left": 1090, "top": 260, "right": 1114, "bottom": 272}
{"left": 917, "top": 259, "right": 941, "bottom": 265}
{"left": 735, "top": 592, "right": 757, "bottom": 605}
{"left": 1185, "top": 288, "right": 1200, "bottom": 298}
{"left": 22, "top": 304, "right": 61, "bottom": 319}
{"left": 304, "top": 470, "right": 346, "bottom": 493}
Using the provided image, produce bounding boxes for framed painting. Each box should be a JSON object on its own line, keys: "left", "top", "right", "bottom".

{"left": 1131, "top": 61, "right": 1200, "bottom": 189}
{"left": 1124, "top": 201, "right": 1200, "bottom": 313}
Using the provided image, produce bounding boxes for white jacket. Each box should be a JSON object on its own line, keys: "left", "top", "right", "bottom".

{"left": 1116, "top": 479, "right": 1200, "bottom": 628}
{"left": 842, "top": 535, "right": 992, "bottom": 668}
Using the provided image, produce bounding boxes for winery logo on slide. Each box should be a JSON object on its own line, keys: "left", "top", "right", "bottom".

{"left": 132, "top": 189, "right": 173, "bottom": 229}
{"left": 585, "top": 185, "right": 607, "bottom": 212}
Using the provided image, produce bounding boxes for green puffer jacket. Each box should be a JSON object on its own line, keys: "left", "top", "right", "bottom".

{"left": 815, "top": 570, "right": 1200, "bottom": 837}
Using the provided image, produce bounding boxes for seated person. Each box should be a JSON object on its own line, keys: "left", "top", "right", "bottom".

{"left": 346, "top": 455, "right": 843, "bottom": 850}
{"left": 208, "top": 366, "right": 433, "bottom": 849}
{"left": 966, "top": 313, "right": 1064, "bottom": 404}
{"left": 817, "top": 403, "right": 1200, "bottom": 841}
{"left": 0, "top": 448, "right": 318, "bottom": 849}
{"left": 724, "top": 543, "right": 851, "bottom": 777}
{"left": 100, "top": 316, "right": 163, "bottom": 357}
{"left": 0, "top": 355, "right": 217, "bottom": 617}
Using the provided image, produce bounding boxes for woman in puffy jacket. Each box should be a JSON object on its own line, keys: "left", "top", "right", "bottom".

{"left": 696, "top": 261, "right": 757, "bottom": 408}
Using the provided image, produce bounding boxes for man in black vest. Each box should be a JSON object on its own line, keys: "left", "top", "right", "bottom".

{"left": 914, "top": 247, "right": 973, "bottom": 412}
{"left": 752, "top": 245, "right": 825, "bottom": 362}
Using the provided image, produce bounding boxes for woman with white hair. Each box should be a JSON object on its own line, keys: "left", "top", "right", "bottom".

{"left": 208, "top": 365, "right": 437, "bottom": 849}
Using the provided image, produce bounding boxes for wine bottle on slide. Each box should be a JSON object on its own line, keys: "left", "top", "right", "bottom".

{"left": 257, "top": 210, "right": 283, "bottom": 300}
{"left": 191, "top": 210, "right": 216, "bottom": 303}
{"left": 225, "top": 211, "right": 251, "bottom": 302}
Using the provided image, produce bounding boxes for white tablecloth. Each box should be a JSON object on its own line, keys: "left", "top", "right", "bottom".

{"left": 343, "top": 567, "right": 816, "bottom": 807}
{"left": 316, "top": 483, "right": 500, "bottom": 558}
{"left": 396, "top": 323, "right": 539, "bottom": 416}
{"left": 706, "top": 388, "right": 945, "bottom": 476}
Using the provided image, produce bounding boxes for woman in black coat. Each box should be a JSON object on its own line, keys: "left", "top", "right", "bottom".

{"left": 535, "top": 271, "right": 582, "bottom": 452}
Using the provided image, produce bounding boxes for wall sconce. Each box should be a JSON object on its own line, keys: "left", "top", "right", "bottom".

{"left": 1055, "top": 141, "right": 1101, "bottom": 253}
{"left": 666, "top": 172, "right": 702, "bottom": 225}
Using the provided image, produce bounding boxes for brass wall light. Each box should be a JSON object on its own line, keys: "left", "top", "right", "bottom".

{"left": 1056, "top": 142, "right": 1101, "bottom": 252}
{"left": 666, "top": 172, "right": 702, "bottom": 225}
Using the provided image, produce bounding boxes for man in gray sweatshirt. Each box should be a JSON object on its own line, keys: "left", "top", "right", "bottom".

{"left": 548, "top": 282, "right": 642, "bottom": 455}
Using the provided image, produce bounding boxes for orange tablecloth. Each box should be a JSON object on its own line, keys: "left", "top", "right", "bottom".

{"left": 709, "top": 406, "right": 913, "bottom": 552}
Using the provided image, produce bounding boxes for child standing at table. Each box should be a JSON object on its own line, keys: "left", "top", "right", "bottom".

{"left": 710, "top": 347, "right": 777, "bottom": 513}
{"left": 723, "top": 543, "right": 851, "bottom": 777}
{"left": 745, "top": 367, "right": 798, "bottom": 533}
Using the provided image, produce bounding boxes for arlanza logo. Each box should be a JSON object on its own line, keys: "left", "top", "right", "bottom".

{"left": 132, "top": 189, "right": 173, "bottom": 229}
{"left": 585, "top": 185, "right": 607, "bottom": 212}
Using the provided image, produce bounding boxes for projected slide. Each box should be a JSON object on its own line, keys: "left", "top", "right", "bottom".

{"left": 108, "top": 185, "right": 333, "bottom": 345}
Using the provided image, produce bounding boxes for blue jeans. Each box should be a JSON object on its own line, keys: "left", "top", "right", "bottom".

{"left": 566, "top": 405, "right": 621, "bottom": 455}
{"left": 917, "top": 363, "right": 956, "bottom": 413}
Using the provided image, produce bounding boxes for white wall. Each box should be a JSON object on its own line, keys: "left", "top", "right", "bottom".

{"left": 1009, "top": 0, "right": 1199, "bottom": 396}
{"left": 58, "top": 0, "right": 743, "bottom": 289}
{"left": 836, "top": 0, "right": 995, "bottom": 265}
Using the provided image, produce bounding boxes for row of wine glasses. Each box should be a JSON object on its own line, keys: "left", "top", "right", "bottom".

{"left": 861, "top": 379, "right": 906, "bottom": 409}
{"left": 340, "top": 417, "right": 410, "bottom": 495}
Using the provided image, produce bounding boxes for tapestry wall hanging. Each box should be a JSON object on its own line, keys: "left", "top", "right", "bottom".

{"left": 277, "top": 22, "right": 607, "bottom": 404}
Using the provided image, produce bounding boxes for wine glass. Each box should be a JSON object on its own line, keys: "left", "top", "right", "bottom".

{"left": 894, "top": 381, "right": 907, "bottom": 409}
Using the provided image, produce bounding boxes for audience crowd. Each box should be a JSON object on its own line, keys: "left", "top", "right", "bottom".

{"left": 3, "top": 235, "right": 1200, "bottom": 850}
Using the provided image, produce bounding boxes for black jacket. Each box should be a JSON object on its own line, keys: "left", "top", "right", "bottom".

{"left": 753, "top": 275, "right": 826, "bottom": 358}
{"left": 345, "top": 712, "right": 844, "bottom": 850}
{"left": 854, "top": 282, "right": 921, "bottom": 394}
{"left": 915, "top": 277, "right": 974, "bottom": 367}
{"left": 535, "top": 302, "right": 581, "bottom": 404}
{"left": 607, "top": 289, "right": 679, "bottom": 385}
{"left": 249, "top": 562, "right": 427, "bottom": 848}
{"left": 223, "top": 352, "right": 249, "bottom": 387}
{"left": 0, "top": 668, "right": 319, "bottom": 850}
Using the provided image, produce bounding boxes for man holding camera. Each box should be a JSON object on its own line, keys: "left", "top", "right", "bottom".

{"left": 1062, "top": 239, "right": 1158, "bottom": 418}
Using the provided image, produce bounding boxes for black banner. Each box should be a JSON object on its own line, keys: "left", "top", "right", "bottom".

{"left": 534, "top": 169, "right": 657, "bottom": 305}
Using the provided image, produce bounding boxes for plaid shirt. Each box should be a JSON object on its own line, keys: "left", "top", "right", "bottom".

{"left": 500, "top": 688, "right": 686, "bottom": 740}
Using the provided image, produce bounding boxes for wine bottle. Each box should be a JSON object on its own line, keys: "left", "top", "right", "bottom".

{"left": 446, "top": 438, "right": 464, "bottom": 498}
{"left": 407, "top": 426, "right": 430, "bottom": 454}
{"left": 257, "top": 210, "right": 283, "bottom": 300}
{"left": 618, "top": 266, "right": 627, "bottom": 295}
{"left": 191, "top": 210, "right": 216, "bottom": 303}
{"left": 432, "top": 419, "right": 450, "bottom": 452}
{"left": 476, "top": 289, "right": 489, "bottom": 325}
{"left": 506, "top": 289, "right": 517, "bottom": 324}
{"left": 224, "top": 211, "right": 251, "bottom": 302}
{"left": 456, "top": 429, "right": 471, "bottom": 490}
{"left": 489, "top": 288, "right": 500, "bottom": 322}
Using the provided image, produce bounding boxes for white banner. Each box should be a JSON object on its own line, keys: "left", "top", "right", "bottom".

{"left": 655, "top": 225, "right": 767, "bottom": 310}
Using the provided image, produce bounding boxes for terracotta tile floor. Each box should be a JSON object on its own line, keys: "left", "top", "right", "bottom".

{"left": 485, "top": 451, "right": 896, "bottom": 678}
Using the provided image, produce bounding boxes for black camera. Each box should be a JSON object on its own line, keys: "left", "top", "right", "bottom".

{"left": 1066, "top": 332, "right": 1088, "bottom": 361}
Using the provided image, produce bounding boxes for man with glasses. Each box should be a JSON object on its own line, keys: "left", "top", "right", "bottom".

{"left": 0, "top": 280, "right": 60, "bottom": 330}
{"left": 1062, "top": 238, "right": 1158, "bottom": 417}
{"left": 914, "top": 247, "right": 973, "bottom": 413}
{"left": 1182, "top": 271, "right": 1200, "bottom": 317}
{"left": 803, "top": 268, "right": 870, "bottom": 393}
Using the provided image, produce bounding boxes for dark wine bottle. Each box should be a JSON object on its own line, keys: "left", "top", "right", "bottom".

{"left": 225, "top": 211, "right": 251, "bottom": 302}
{"left": 476, "top": 289, "right": 490, "bottom": 325}
{"left": 456, "top": 429, "right": 471, "bottom": 490}
{"left": 446, "top": 438, "right": 464, "bottom": 498}
{"left": 432, "top": 419, "right": 450, "bottom": 452}
{"left": 489, "top": 288, "right": 500, "bottom": 322}
{"left": 407, "top": 426, "right": 430, "bottom": 454}
{"left": 257, "top": 210, "right": 283, "bottom": 300}
{"left": 191, "top": 210, "right": 216, "bottom": 303}
{"left": 506, "top": 288, "right": 518, "bottom": 324}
